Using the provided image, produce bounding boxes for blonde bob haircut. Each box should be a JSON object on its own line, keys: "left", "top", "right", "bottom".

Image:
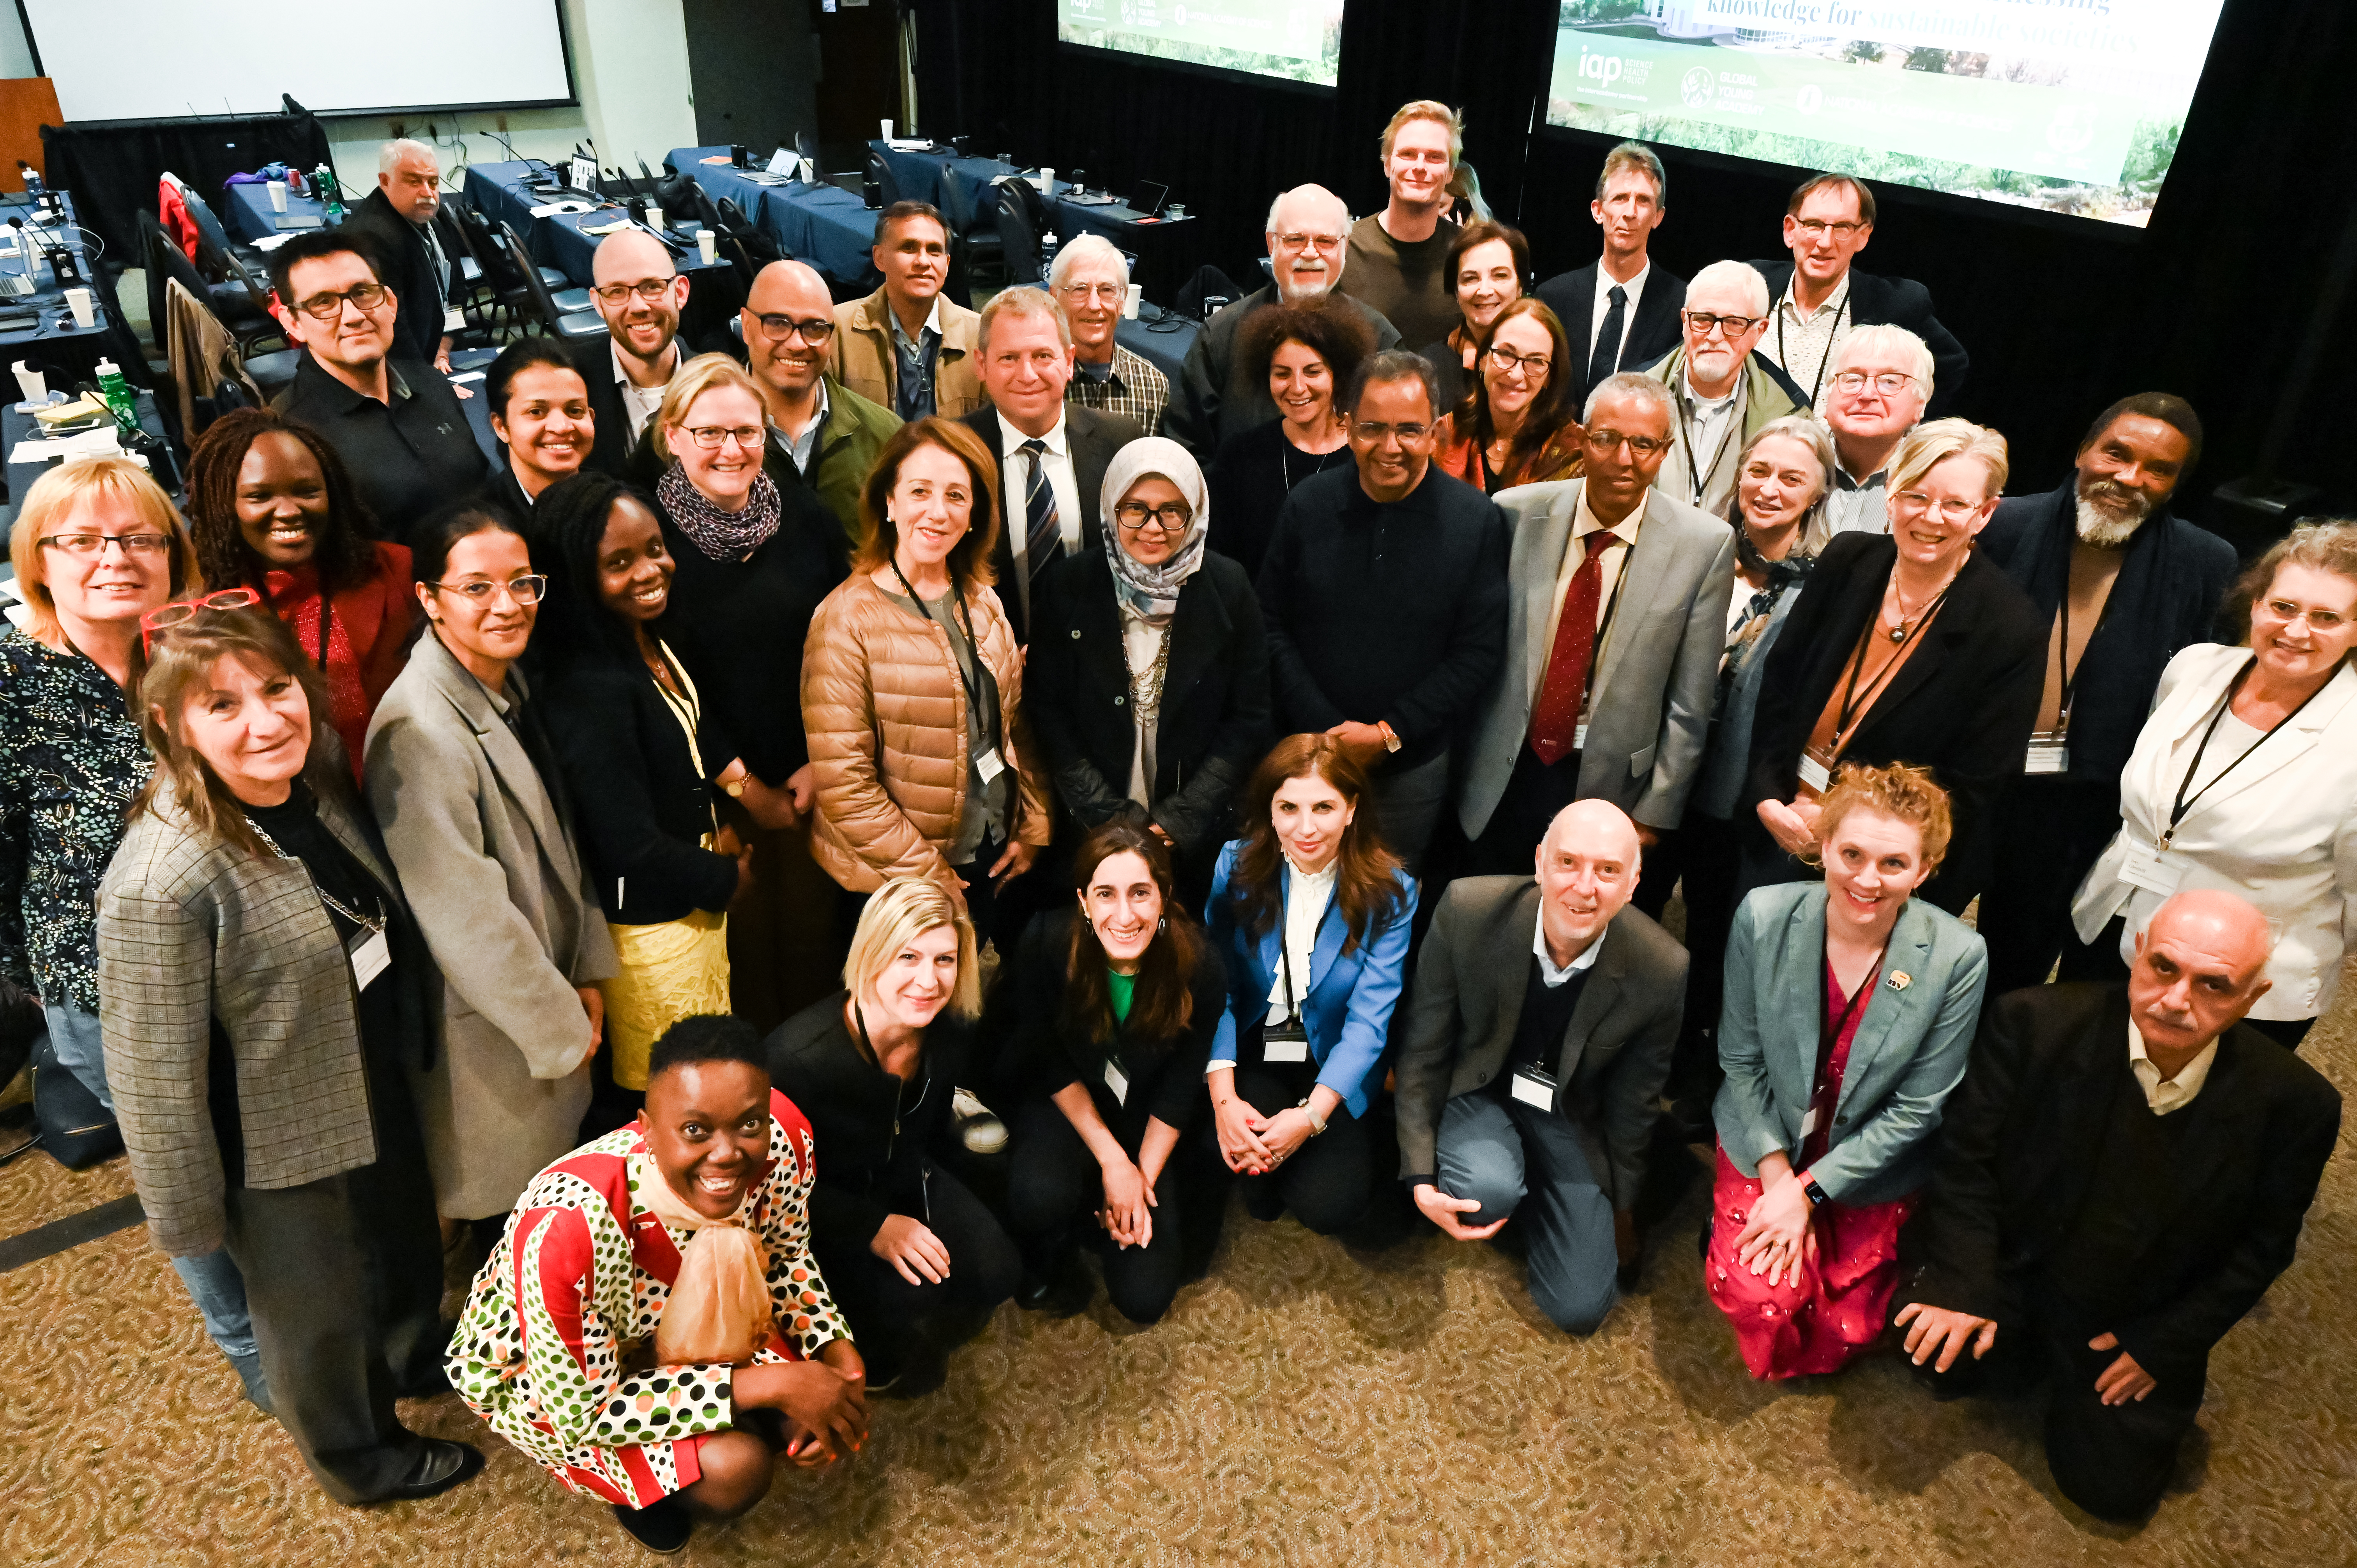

{"left": 842, "top": 875, "right": 981, "bottom": 1021}
{"left": 9, "top": 454, "right": 200, "bottom": 647}
{"left": 1808, "top": 760, "right": 1954, "bottom": 876}
{"left": 1886, "top": 416, "right": 2009, "bottom": 501}
{"left": 649, "top": 352, "right": 772, "bottom": 465}
{"left": 1380, "top": 99, "right": 1464, "bottom": 168}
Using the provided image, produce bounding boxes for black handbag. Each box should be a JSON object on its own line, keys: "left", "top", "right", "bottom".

{"left": 30, "top": 1024, "right": 124, "bottom": 1171}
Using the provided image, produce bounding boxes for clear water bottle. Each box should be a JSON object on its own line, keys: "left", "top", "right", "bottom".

{"left": 94, "top": 357, "right": 137, "bottom": 436}
{"left": 1040, "top": 230, "right": 1058, "bottom": 272}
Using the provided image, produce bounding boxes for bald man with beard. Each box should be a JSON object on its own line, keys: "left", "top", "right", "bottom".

{"left": 1895, "top": 889, "right": 2340, "bottom": 1522}
{"left": 1395, "top": 800, "right": 1687, "bottom": 1334}
{"left": 739, "top": 259, "right": 901, "bottom": 548}
{"left": 569, "top": 228, "right": 691, "bottom": 474}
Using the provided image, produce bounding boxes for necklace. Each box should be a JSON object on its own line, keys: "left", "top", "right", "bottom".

{"left": 1884, "top": 564, "right": 1958, "bottom": 643}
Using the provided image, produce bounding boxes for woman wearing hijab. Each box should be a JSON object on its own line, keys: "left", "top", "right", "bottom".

{"left": 1027, "top": 436, "right": 1272, "bottom": 911}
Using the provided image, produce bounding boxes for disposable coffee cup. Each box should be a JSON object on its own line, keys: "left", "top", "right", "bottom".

{"left": 1124, "top": 283, "right": 1141, "bottom": 319}
{"left": 645, "top": 204, "right": 665, "bottom": 232}
{"left": 696, "top": 228, "right": 716, "bottom": 266}
{"left": 63, "top": 286, "right": 93, "bottom": 328}
{"left": 12, "top": 360, "right": 44, "bottom": 403}
{"left": 267, "top": 180, "right": 287, "bottom": 213}
{"left": 1038, "top": 166, "right": 1055, "bottom": 194}
{"left": 881, "top": 119, "right": 895, "bottom": 141}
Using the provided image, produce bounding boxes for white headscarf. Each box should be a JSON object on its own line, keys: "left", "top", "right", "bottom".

{"left": 1097, "top": 436, "right": 1210, "bottom": 629}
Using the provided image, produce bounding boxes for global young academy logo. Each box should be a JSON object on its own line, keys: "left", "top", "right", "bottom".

{"left": 1680, "top": 65, "right": 1717, "bottom": 109}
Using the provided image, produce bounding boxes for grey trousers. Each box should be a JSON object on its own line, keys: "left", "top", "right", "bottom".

{"left": 1435, "top": 1092, "right": 1618, "bottom": 1335}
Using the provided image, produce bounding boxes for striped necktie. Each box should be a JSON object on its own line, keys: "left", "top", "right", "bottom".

{"left": 1020, "top": 437, "right": 1063, "bottom": 609}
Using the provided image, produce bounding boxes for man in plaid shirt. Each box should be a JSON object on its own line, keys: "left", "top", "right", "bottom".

{"left": 1051, "top": 234, "right": 1170, "bottom": 437}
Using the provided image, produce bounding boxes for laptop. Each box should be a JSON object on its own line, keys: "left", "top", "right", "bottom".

{"left": 1130, "top": 180, "right": 1170, "bottom": 219}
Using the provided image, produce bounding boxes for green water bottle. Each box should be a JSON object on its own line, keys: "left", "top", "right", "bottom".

{"left": 316, "top": 163, "right": 344, "bottom": 222}
{"left": 95, "top": 357, "right": 137, "bottom": 437}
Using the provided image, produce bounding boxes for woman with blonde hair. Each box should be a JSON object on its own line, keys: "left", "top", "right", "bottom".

{"left": 766, "top": 875, "right": 1018, "bottom": 1396}
{"left": 1709, "top": 761, "right": 1986, "bottom": 1379}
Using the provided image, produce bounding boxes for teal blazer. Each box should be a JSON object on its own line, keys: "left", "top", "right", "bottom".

{"left": 1712, "top": 882, "right": 1986, "bottom": 1206}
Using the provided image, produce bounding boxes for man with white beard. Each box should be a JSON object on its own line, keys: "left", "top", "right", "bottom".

{"left": 1974, "top": 394, "right": 2238, "bottom": 993}
{"left": 1639, "top": 260, "right": 1808, "bottom": 515}
{"left": 1161, "top": 184, "right": 1402, "bottom": 459}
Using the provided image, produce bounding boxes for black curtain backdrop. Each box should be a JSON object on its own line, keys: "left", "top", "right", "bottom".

{"left": 42, "top": 100, "right": 331, "bottom": 272}
{"left": 923, "top": 0, "right": 2354, "bottom": 522}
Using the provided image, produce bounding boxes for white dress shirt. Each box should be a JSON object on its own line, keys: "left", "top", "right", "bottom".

{"left": 1267, "top": 856, "right": 1340, "bottom": 1023}
{"left": 774, "top": 377, "right": 831, "bottom": 475}
{"left": 1535, "top": 486, "right": 1647, "bottom": 718}
{"left": 1533, "top": 913, "right": 1606, "bottom": 989}
{"left": 1588, "top": 260, "right": 1652, "bottom": 376}
{"left": 996, "top": 409, "right": 1084, "bottom": 566}
{"left": 2129, "top": 1017, "right": 2216, "bottom": 1116}
{"left": 612, "top": 339, "right": 682, "bottom": 450}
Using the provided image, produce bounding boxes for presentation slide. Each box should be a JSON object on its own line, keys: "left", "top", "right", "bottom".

{"left": 1545, "top": 0, "right": 2228, "bottom": 227}
{"left": 1058, "top": 0, "right": 1346, "bottom": 88}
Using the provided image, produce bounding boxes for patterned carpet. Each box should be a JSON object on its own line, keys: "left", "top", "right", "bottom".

{"left": 4, "top": 974, "right": 2350, "bottom": 1568}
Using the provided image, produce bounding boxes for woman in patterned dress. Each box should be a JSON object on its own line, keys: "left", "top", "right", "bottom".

{"left": 447, "top": 1013, "right": 867, "bottom": 1554}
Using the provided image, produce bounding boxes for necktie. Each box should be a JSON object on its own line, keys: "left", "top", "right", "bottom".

{"left": 1020, "top": 438, "right": 1063, "bottom": 606}
{"left": 1587, "top": 283, "right": 1627, "bottom": 393}
{"left": 1528, "top": 536, "right": 1621, "bottom": 766}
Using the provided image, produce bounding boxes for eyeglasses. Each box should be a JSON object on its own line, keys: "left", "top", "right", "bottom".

{"left": 592, "top": 277, "right": 678, "bottom": 305}
{"left": 750, "top": 313, "right": 834, "bottom": 344}
{"left": 1350, "top": 419, "right": 1432, "bottom": 445}
{"left": 1892, "top": 491, "right": 1986, "bottom": 523}
{"left": 1792, "top": 217, "right": 1869, "bottom": 240}
{"left": 40, "top": 531, "right": 173, "bottom": 558}
{"left": 1583, "top": 428, "right": 1671, "bottom": 457}
{"left": 289, "top": 282, "right": 389, "bottom": 321}
{"left": 139, "top": 588, "right": 261, "bottom": 654}
{"left": 424, "top": 575, "right": 548, "bottom": 606}
{"left": 1486, "top": 345, "right": 1552, "bottom": 379}
{"left": 680, "top": 425, "right": 766, "bottom": 450}
{"left": 1057, "top": 282, "right": 1125, "bottom": 304}
{"left": 1112, "top": 501, "right": 1194, "bottom": 533}
{"left": 1682, "top": 311, "right": 1762, "bottom": 339}
{"left": 2257, "top": 599, "right": 2348, "bottom": 630}
{"left": 1830, "top": 370, "right": 1917, "bottom": 396}
{"left": 1274, "top": 232, "right": 1345, "bottom": 253}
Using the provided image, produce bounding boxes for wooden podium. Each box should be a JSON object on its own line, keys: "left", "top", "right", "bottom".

{"left": 0, "top": 79, "right": 62, "bottom": 190}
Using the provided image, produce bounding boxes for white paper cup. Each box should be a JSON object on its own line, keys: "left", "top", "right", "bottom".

{"left": 12, "top": 360, "right": 44, "bottom": 403}
{"left": 881, "top": 119, "right": 895, "bottom": 141}
{"left": 645, "top": 204, "right": 665, "bottom": 231}
{"left": 63, "top": 286, "right": 93, "bottom": 328}
{"left": 696, "top": 229, "right": 716, "bottom": 266}
{"left": 1038, "top": 166, "right": 1055, "bottom": 194}
{"left": 267, "top": 180, "right": 287, "bottom": 213}
{"left": 1124, "top": 283, "right": 1141, "bottom": 319}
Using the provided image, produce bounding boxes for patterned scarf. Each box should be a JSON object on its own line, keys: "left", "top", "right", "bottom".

{"left": 1097, "top": 436, "right": 1210, "bottom": 630}
{"left": 659, "top": 461, "right": 783, "bottom": 562}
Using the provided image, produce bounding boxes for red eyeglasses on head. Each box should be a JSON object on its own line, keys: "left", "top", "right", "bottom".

{"left": 138, "top": 588, "right": 262, "bottom": 655}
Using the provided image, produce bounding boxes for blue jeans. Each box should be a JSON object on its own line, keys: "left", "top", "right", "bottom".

{"left": 44, "top": 998, "right": 258, "bottom": 1363}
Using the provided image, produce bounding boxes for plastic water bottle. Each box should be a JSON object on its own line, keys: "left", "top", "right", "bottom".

{"left": 315, "top": 163, "right": 345, "bottom": 221}
{"left": 94, "top": 358, "right": 137, "bottom": 436}
{"left": 1040, "top": 230, "right": 1058, "bottom": 272}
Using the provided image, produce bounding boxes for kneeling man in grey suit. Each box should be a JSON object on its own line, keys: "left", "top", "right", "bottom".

{"left": 1395, "top": 800, "right": 1686, "bottom": 1332}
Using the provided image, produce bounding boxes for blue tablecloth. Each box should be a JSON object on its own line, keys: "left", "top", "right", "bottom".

{"left": 466, "top": 161, "right": 732, "bottom": 291}
{"left": 0, "top": 194, "right": 134, "bottom": 371}
{"left": 667, "top": 149, "right": 881, "bottom": 291}
{"left": 222, "top": 180, "right": 330, "bottom": 243}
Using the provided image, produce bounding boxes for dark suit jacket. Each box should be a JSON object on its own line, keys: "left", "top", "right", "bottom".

{"left": 1395, "top": 878, "right": 1686, "bottom": 1204}
{"left": 563, "top": 332, "right": 657, "bottom": 479}
{"left": 1024, "top": 548, "right": 1270, "bottom": 855}
{"left": 1977, "top": 481, "right": 2238, "bottom": 784}
{"left": 1743, "top": 533, "right": 2044, "bottom": 913}
{"left": 959, "top": 402, "right": 1144, "bottom": 645}
{"left": 1162, "top": 283, "right": 1402, "bottom": 459}
{"left": 1749, "top": 260, "right": 1968, "bottom": 415}
{"left": 341, "top": 188, "right": 464, "bottom": 368}
{"left": 1900, "top": 984, "right": 2340, "bottom": 1377}
{"left": 1534, "top": 260, "right": 1688, "bottom": 413}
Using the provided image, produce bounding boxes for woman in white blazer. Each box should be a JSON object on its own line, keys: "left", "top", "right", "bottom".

{"left": 2069, "top": 521, "right": 2357, "bottom": 1047}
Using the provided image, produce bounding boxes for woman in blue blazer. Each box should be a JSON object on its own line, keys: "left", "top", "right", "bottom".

{"left": 1709, "top": 761, "right": 1986, "bottom": 1379}
{"left": 1205, "top": 733, "right": 1417, "bottom": 1235}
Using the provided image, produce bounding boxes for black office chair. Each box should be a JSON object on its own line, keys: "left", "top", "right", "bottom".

{"left": 496, "top": 220, "right": 595, "bottom": 316}
{"left": 864, "top": 149, "right": 903, "bottom": 209}
{"left": 499, "top": 223, "right": 604, "bottom": 340}
{"left": 181, "top": 189, "right": 265, "bottom": 274}
{"left": 938, "top": 172, "right": 1004, "bottom": 300}
{"left": 993, "top": 178, "right": 1050, "bottom": 286}
{"left": 143, "top": 208, "right": 280, "bottom": 357}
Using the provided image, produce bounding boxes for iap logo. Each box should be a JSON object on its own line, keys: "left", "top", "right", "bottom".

{"left": 1680, "top": 66, "right": 1716, "bottom": 109}
{"left": 1577, "top": 47, "right": 1628, "bottom": 90}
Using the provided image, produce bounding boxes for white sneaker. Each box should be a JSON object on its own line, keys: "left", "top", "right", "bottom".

{"left": 952, "top": 1086, "right": 1008, "bottom": 1155}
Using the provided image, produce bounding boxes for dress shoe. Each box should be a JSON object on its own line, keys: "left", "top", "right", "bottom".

{"left": 613, "top": 1496, "right": 693, "bottom": 1553}
{"left": 1016, "top": 1253, "right": 1092, "bottom": 1317}
{"left": 952, "top": 1087, "right": 1009, "bottom": 1155}
{"left": 385, "top": 1439, "right": 484, "bottom": 1502}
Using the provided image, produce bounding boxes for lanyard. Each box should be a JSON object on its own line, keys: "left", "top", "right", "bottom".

{"left": 1813, "top": 940, "right": 1884, "bottom": 1101}
{"left": 1775, "top": 282, "right": 1851, "bottom": 408}
{"left": 2051, "top": 564, "right": 2120, "bottom": 731}
{"left": 311, "top": 592, "right": 335, "bottom": 673}
{"left": 853, "top": 1000, "right": 931, "bottom": 1156}
{"left": 889, "top": 558, "right": 997, "bottom": 751}
{"left": 1274, "top": 874, "right": 1332, "bottom": 1024}
{"left": 245, "top": 816, "right": 386, "bottom": 935}
{"left": 1672, "top": 380, "right": 1742, "bottom": 508}
{"left": 2161, "top": 660, "right": 2326, "bottom": 848}
{"left": 1829, "top": 575, "right": 1951, "bottom": 750}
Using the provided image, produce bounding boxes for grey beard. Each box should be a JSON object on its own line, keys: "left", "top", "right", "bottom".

{"left": 2074, "top": 492, "right": 2150, "bottom": 547}
{"left": 1276, "top": 274, "right": 1335, "bottom": 304}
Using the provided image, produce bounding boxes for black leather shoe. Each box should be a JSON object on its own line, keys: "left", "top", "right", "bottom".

{"left": 613, "top": 1497, "right": 693, "bottom": 1554}
{"left": 1016, "top": 1254, "right": 1092, "bottom": 1317}
{"left": 386, "top": 1439, "right": 484, "bottom": 1501}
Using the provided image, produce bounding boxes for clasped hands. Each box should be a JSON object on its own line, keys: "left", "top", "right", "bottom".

{"left": 1734, "top": 1155, "right": 1817, "bottom": 1289}
{"left": 732, "top": 1339, "right": 868, "bottom": 1467}
{"left": 1211, "top": 1089, "right": 1315, "bottom": 1176}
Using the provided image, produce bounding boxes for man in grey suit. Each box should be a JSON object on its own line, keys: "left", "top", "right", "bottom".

{"left": 1457, "top": 372, "right": 1737, "bottom": 879}
{"left": 1397, "top": 800, "right": 1686, "bottom": 1333}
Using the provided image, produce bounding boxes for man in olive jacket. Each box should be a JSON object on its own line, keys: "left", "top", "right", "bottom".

{"left": 742, "top": 259, "right": 902, "bottom": 547}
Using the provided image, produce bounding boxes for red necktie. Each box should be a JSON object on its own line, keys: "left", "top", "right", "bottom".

{"left": 1528, "top": 536, "right": 1619, "bottom": 766}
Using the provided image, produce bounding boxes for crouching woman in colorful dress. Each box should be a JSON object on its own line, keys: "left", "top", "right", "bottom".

{"left": 447, "top": 1014, "right": 868, "bottom": 1554}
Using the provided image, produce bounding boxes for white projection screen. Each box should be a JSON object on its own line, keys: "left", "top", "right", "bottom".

{"left": 21, "top": 0, "right": 574, "bottom": 123}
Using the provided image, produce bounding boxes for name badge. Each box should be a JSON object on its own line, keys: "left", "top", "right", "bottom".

{"left": 348, "top": 926, "right": 392, "bottom": 992}
{"left": 973, "top": 746, "right": 1007, "bottom": 785}
{"left": 1261, "top": 1022, "right": 1309, "bottom": 1064}
{"left": 1572, "top": 722, "right": 1589, "bottom": 753}
{"left": 1796, "top": 750, "right": 1832, "bottom": 795}
{"left": 442, "top": 307, "right": 465, "bottom": 334}
{"left": 2119, "top": 842, "right": 2187, "bottom": 897}
{"left": 1509, "top": 1066, "right": 1556, "bottom": 1111}
{"left": 1103, "top": 1058, "right": 1129, "bottom": 1106}
{"left": 2023, "top": 741, "right": 2070, "bottom": 775}
{"left": 1798, "top": 1106, "right": 1819, "bottom": 1139}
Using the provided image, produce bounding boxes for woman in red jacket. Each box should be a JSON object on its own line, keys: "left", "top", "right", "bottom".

{"left": 184, "top": 407, "right": 416, "bottom": 776}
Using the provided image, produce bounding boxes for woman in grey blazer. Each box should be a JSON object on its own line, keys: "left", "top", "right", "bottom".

{"left": 98, "top": 603, "right": 477, "bottom": 1503}
{"left": 364, "top": 501, "right": 616, "bottom": 1236}
{"left": 1707, "top": 761, "right": 1986, "bottom": 1379}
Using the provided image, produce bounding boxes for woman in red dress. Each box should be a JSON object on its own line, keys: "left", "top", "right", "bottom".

{"left": 1707, "top": 761, "right": 1988, "bottom": 1378}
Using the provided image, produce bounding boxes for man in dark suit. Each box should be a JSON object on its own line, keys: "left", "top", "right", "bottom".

{"left": 1750, "top": 173, "right": 1968, "bottom": 416}
{"left": 339, "top": 138, "right": 465, "bottom": 373}
{"left": 1396, "top": 799, "right": 1685, "bottom": 1334}
{"left": 1975, "top": 394, "right": 2237, "bottom": 994}
{"left": 1895, "top": 890, "right": 2339, "bottom": 1523}
{"left": 569, "top": 228, "right": 688, "bottom": 477}
{"left": 1534, "top": 141, "right": 1687, "bottom": 416}
{"left": 959, "top": 285, "right": 1143, "bottom": 647}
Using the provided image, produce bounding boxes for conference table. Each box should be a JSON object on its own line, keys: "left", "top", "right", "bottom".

{"left": 0, "top": 193, "right": 140, "bottom": 379}
{"left": 465, "top": 161, "right": 737, "bottom": 293}
{"left": 0, "top": 387, "right": 173, "bottom": 530}
{"left": 221, "top": 179, "right": 331, "bottom": 243}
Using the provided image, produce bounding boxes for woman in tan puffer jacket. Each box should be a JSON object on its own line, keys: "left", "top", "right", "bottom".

{"left": 802, "top": 417, "right": 1050, "bottom": 945}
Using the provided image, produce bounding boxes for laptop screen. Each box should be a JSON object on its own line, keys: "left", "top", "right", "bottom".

{"left": 1131, "top": 181, "right": 1170, "bottom": 219}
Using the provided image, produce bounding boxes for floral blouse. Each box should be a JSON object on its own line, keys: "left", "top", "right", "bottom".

{"left": 0, "top": 626, "right": 151, "bottom": 1012}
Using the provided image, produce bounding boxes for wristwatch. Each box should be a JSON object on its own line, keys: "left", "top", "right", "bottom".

{"left": 1802, "top": 1174, "right": 1830, "bottom": 1209}
{"left": 1375, "top": 720, "right": 1402, "bottom": 754}
{"left": 1295, "top": 1095, "right": 1328, "bottom": 1137}
{"left": 719, "top": 770, "right": 747, "bottom": 798}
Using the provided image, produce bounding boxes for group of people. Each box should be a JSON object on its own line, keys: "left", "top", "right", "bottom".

{"left": 1, "top": 104, "right": 2348, "bottom": 1551}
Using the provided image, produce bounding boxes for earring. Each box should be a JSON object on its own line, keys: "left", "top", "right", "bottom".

{"left": 1157, "top": 916, "right": 1168, "bottom": 931}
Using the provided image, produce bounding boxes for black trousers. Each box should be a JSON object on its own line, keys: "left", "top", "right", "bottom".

{"left": 1006, "top": 1098, "right": 1221, "bottom": 1324}
{"left": 1658, "top": 813, "right": 1744, "bottom": 1103}
{"left": 1463, "top": 745, "right": 1583, "bottom": 879}
{"left": 1226, "top": 1058, "right": 1375, "bottom": 1236}
{"left": 1903, "top": 1282, "right": 2204, "bottom": 1522}
{"left": 836, "top": 830, "right": 1011, "bottom": 958}
{"left": 806, "top": 1166, "right": 1020, "bottom": 1378}
{"left": 1979, "top": 777, "right": 2125, "bottom": 996}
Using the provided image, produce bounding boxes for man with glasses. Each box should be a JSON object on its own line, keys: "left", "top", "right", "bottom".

{"left": 1751, "top": 173, "right": 1968, "bottom": 416}
{"left": 1051, "top": 235, "right": 1169, "bottom": 436}
{"left": 1815, "top": 324, "right": 1935, "bottom": 535}
{"left": 1458, "top": 373, "right": 1734, "bottom": 879}
{"left": 269, "top": 231, "right": 488, "bottom": 545}
{"left": 569, "top": 229, "right": 690, "bottom": 475}
{"left": 342, "top": 138, "right": 466, "bottom": 372}
{"left": 1641, "top": 260, "right": 1807, "bottom": 516}
{"left": 1536, "top": 141, "right": 1688, "bottom": 415}
{"left": 1162, "top": 184, "right": 1401, "bottom": 460}
{"left": 830, "top": 201, "right": 982, "bottom": 421}
{"left": 1256, "top": 350, "right": 1505, "bottom": 871}
{"left": 738, "top": 259, "right": 900, "bottom": 546}
{"left": 1336, "top": 101, "right": 1464, "bottom": 351}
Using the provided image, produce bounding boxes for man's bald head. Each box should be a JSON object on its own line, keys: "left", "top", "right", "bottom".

{"left": 746, "top": 259, "right": 831, "bottom": 317}
{"left": 1266, "top": 184, "right": 1351, "bottom": 302}
{"left": 2130, "top": 889, "right": 2276, "bottom": 1056}
{"left": 1534, "top": 800, "right": 1641, "bottom": 962}
{"left": 589, "top": 229, "right": 687, "bottom": 369}
{"left": 741, "top": 260, "right": 836, "bottom": 403}
{"left": 592, "top": 228, "right": 677, "bottom": 286}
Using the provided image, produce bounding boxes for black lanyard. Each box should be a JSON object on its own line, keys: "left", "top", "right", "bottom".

{"left": 2162, "top": 660, "right": 2327, "bottom": 848}
{"left": 1573, "top": 530, "right": 1633, "bottom": 702}
{"left": 889, "top": 558, "right": 997, "bottom": 751}
{"left": 2051, "top": 564, "right": 2120, "bottom": 732}
{"left": 1776, "top": 282, "right": 1851, "bottom": 408}
{"left": 1829, "top": 574, "right": 1952, "bottom": 751}
{"left": 1274, "top": 872, "right": 1333, "bottom": 1025}
{"left": 311, "top": 592, "right": 335, "bottom": 672}
{"left": 1813, "top": 939, "right": 1884, "bottom": 1101}
{"left": 1672, "top": 379, "right": 1742, "bottom": 508}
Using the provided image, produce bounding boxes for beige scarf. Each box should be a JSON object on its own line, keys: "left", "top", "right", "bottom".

{"left": 634, "top": 1153, "right": 776, "bottom": 1365}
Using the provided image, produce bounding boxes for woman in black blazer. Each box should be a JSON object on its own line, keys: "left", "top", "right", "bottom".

{"left": 1741, "top": 419, "right": 2044, "bottom": 914}
{"left": 1027, "top": 436, "right": 1271, "bottom": 911}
